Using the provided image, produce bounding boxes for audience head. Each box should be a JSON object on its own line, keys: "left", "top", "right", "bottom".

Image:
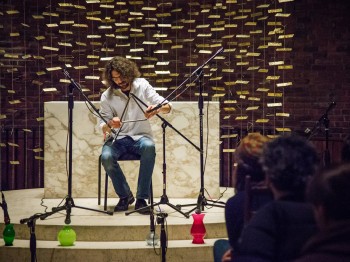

{"left": 261, "top": 135, "right": 319, "bottom": 199}
{"left": 307, "top": 164, "right": 350, "bottom": 229}
{"left": 234, "top": 132, "right": 269, "bottom": 191}
{"left": 341, "top": 134, "right": 350, "bottom": 163}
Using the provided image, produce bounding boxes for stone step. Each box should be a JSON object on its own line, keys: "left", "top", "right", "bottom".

{"left": 0, "top": 188, "right": 231, "bottom": 262}
{"left": 10, "top": 219, "right": 225, "bottom": 242}
{"left": 0, "top": 238, "right": 221, "bottom": 262}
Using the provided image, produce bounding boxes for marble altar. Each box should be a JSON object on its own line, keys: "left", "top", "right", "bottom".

{"left": 44, "top": 101, "right": 220, "bottom": 199}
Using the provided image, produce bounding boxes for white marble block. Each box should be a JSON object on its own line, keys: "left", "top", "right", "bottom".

{"left": 44, "top": 101, "right": 220, "bottom": 199}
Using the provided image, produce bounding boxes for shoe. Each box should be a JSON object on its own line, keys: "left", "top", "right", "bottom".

{"left": 135, "top": 199, "right": 151, "bottom": 215}
{"left": 114, "top": 192, "right": 135, "bottom": 212}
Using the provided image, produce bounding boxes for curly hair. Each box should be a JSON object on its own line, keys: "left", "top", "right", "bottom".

{"left": 261, "top": 134, "right": 319, "bottom": 195}
{"left": 102, "top": 56, "right": 141, "bottom": 88}
{"left": 234, "top": 133, "right": 269, "bottom": 191}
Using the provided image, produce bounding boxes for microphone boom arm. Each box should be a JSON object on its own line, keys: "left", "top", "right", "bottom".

{"left": 147, "top": 47, "right": 224, "bottom": 114}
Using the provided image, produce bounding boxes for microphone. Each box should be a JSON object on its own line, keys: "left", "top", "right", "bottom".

{"left": 215, "top": 46, "right": 224, "bottom": 56}
{"left": 146, "top": 213, "right": 159, "bottom": 246}
{"left": 62, "top": 67, "right": 72, "bottom": 80}
{"left": 325, "top": 101, "right": 336, "bottom": 114}
{"left": 304, "top": 127, "right": 311, "bottom": 135}
{"left": 196, "top": 47, "right": 225, "bottom": 74}
{"left": 20, "top": 213, "right": 42, "bottom": 224}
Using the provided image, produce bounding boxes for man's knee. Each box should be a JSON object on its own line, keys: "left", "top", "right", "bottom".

{"left": 140, "top": 140, "right": 155, "bottom": 154}
{"left": 101, "top": 151, "right": 114, "bottom": 167}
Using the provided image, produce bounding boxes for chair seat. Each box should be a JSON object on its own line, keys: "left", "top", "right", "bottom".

{"left": 118, "top": 153, "right": 140, "bottom": 161}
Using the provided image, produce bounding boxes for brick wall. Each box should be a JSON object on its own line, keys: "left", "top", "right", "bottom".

{"left": 290, "top": 0, "right": 350, "bottom": 138}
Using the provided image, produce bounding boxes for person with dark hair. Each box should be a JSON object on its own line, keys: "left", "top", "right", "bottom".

{"left": 99, "top": 56, "right": 171, "bottom": 214}
{"left": 341, "top": 134, "right": 350, "bottom": 163}
{"left": 214, "top": 133, "right": 271, "bottom": 262}
{"left": 294, "top": 164, "right": 350, "bottom": 262}
{"left": 233, "top": 134, "right": 320, "bottom": 262}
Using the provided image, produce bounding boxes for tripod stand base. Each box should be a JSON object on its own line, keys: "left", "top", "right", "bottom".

{"left": 125, "top": 204, "right": 151, "bottom": 216}
{"left": 49, "top": 197, "right": 113, "bottom": 224}
{"left": 154, "top": 195, "right": 190, "bottom": 218}
{"left": 177, "top": 192, "right": 225, "bottom": 215}
{"left": 125, "top": 195, "right": 190, "bottom": 218}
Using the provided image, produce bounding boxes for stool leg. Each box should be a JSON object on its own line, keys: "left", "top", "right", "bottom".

{"left": 104, "top": 172, "right": 108, "bottom": 211}
{"left": 148, "top": 181, "right": 153, "bottom": 205}
{"left": 98, "top": 155, "right": 101, "bottom": 205}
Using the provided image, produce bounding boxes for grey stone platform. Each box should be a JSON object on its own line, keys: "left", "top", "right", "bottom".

{"left": 0, "top": 188, "right": 231, "bottom": 262}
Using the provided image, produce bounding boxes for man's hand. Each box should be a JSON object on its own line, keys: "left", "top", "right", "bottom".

{"left": 144, "top": 105, "right": 160, "bottom": 119}
{"left": 144, "top": 104, "right": 171, "bottom": 119}
{"left": 221, "top": 249, "right": 233, "bottom": 262}
{"left": 102, "top": 117, "right": 121, "bottom": 135}
{"left": 109, "top": 117, "right": 122, "bottom": 128}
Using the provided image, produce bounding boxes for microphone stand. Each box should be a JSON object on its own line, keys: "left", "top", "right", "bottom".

{"left": 145, "top": 181, "right": 160, "bottom": 246}
{"left": 321, "top": 102, "right": 336, "bottom": 167}
{"left": 306, "top": 101, "right": 336, "bottom": 168}
{"left": 20, "top": 210, "right": 55, "bottom": 262}
{"left": 156, "top": 212, "right": 168, "bottom": 262}
{"left": 175, "top": 48, "right": 226, "bottom": 215}
{"left": 18, "top": 70, "right": 113, "bottom": 258}
{"left": 42, "top": 69, "right": 113, "bottom": 225}
{"left": 125, "top": 93, "right": 193, "bottom": 218}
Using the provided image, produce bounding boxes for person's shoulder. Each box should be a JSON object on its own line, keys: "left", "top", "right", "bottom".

{"left": 133, "top": 78, "right": 150, "bottom": 86}
{"left": 273, "top": 200, "right": 313, "bottom": 213}
{"left": 263, "top": 200, "right": 315, "bottom": 224}
{"left": 264, "top": 200, "right": 312, "bottom": 213}
{"left": 226, "top": 192, "right": 245, "bottom": 209}
{"left": 250, "top": 200, "right": 311, "bottom": 221}
{"left": 101, "top": 87, "right": 113, "bottom": 100}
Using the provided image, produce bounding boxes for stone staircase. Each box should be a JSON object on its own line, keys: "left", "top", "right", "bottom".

{"left": 0, "top": 189, "right": 230, "bottom": 262}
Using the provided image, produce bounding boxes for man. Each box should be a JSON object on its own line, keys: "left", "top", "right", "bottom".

{"left": 233, "top": 135, "right": 319, "bottom": 262}
{"left": 99, "top": 56, "right": 171, "bottom": 214}
{"left": 294, "top": 164, "right": 350, "bottom": 262}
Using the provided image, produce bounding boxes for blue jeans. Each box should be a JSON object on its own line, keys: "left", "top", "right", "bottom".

{"left": 101, "top": 136, "right": 155, "bottom": 199}
{"left": 213, "top": 239, "right": 231, "bottom": 262}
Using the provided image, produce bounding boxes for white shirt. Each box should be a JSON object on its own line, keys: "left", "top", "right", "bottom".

{"left": 99, "top": 78, "right": 171, "bottom": 141}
